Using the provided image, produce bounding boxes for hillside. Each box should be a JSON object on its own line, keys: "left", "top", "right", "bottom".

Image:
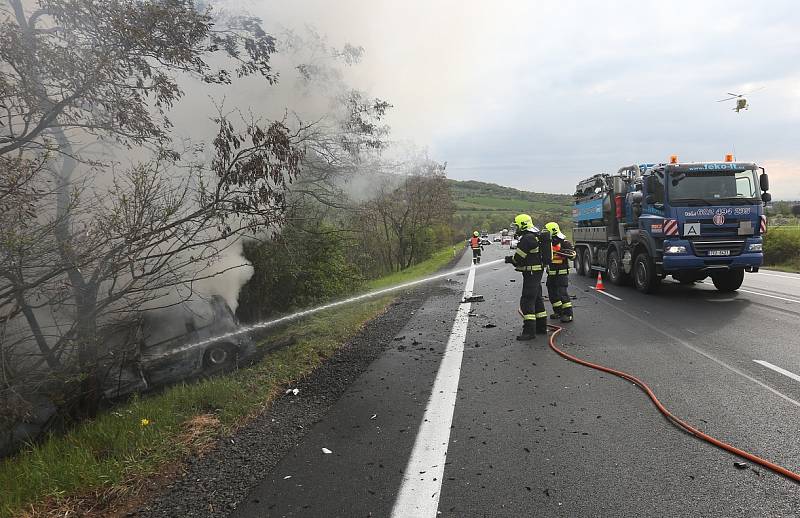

{"left": 448, "top": 179, "right": 573, "bottom": 237}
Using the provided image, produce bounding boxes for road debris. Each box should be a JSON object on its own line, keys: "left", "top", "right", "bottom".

{"left": 370, "top": 414, "right": 377, "bottom": 420}
{"left": 285, "top": 388, "right": 300, "bottom": 396}
{"left": 733, "top": 462, "right": 748, "bottom": 469}
{"left": 462, "top": 295, "right": 484, "bottom": 303}
{"left": 322, "top": 448, "right": 332, "bottom": 454}
{"left": 483, "top": 323, "right": 496, "bottom": 328}
{"left": 393, "top": 336, "right": 406, "bottom": 341}
{"left": 283, "top": 475, "right": 292, "bottom": 480}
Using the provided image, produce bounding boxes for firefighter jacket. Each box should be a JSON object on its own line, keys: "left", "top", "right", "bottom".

{"left": 510, "top": 231, "right": 543, "bottom": 272}
{"left": 549, "top": 236, "right": 576, "bottom": 275}
{"left": 469, "top": 236, "right": 482, "bottom": 250}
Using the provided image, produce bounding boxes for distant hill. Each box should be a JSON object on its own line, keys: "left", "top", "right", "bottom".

{"left": 448, "top": 179, "right": 573, "bottom": 236}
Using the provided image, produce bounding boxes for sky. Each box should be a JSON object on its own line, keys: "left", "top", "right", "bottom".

{"left": 233, "top": 0, "right": 800, "bottom": 198}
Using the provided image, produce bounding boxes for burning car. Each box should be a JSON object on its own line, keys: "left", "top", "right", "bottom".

{"left": 103, "top": 295, "right": 256, "bottom": 399}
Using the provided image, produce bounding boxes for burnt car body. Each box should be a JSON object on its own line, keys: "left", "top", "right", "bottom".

{"left": 103, "top": 295, "right": 256, "bottom": 399}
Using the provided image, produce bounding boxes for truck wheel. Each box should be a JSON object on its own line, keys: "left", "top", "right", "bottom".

{"left": 575, "top": 248, "right": 587, "bottom": 276}
{"left": 633, "top": 253, "right": 660, "bottom": 294}
{"left": 711, "top": 269, "right": 744, "bottom": 292}
{"left": 582, "top": 249, "right": 592, "bottom": 277}
{"left": 607, "top": 249, "right": 629, "bottom": 286}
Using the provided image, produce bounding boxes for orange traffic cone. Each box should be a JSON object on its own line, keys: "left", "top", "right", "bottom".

{"left": 595, "top": 271, "right": 605, "bottom": 291}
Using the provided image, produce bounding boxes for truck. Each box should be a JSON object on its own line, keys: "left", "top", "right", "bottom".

{"left": 572, "top": 156, "right": 771, "bottom": 293}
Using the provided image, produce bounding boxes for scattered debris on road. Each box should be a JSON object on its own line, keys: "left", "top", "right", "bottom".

{"left": 462, "top": 295, "right": 484, "bottom": 303}
{"left": 393, "top": 336, "right": 406, "bottom": 341}
{"left": 734, "top": 462, "right": 748, "bottom": 470}
{"left": 322, "top": 448, "right": 332, "bottom": 454}
{"left": 370, "top": 414, "right": 377, "bottom": 420}
{"left": 483, "top": 323, "right": 497, "bottom": 328}
{"left": 285, "top": 388, "right": 300, "bottom": 396}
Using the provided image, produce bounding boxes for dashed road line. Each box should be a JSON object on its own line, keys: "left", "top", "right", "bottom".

{"left": 594, "top": 288, "right": 622, "bottom": 301}
{"left": 754, "top": 360, "right": 800, "bottom": 384}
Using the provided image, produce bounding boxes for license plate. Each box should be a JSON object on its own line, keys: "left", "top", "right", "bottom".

{"left": 708, "top": 249, "right": 730, "bottom": 256}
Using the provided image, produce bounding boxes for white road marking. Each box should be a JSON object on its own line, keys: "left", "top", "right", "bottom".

{"left": 589, "top": 293, "right": 800, "bottom": 409}
{"left": 391, "top": 262, "right": 476, "bottom": 517}
{"left": 737, "top": 288, "right": 800, "bottom": 305}
{"left": 594, "top": 289, "right": 622, "bottom": 301}
{"left": 754, "top": 360, "right": 800, "bottom": 384}
{"left": 753, "top": 271, "right": 800, "bottom": 280}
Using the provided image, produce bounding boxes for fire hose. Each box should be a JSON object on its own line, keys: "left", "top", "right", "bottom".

{"left": 546, "top": 324, "right": 800, "bottom": 484}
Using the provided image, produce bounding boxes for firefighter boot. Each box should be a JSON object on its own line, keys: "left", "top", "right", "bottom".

{"left": 560, "top": 308, "right": 573, "bottom": 323}
{"left": 549, "top": 310, "right": 561, "bottom": 320}
{"left": 536, "top": 317, "right": 548, "bottom": 335}
{"left": 516, "top": 320, "right": 536, "bottom": 341}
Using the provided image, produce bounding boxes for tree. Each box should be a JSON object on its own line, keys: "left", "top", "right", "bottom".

{"left": 0, "top": 0, "right": 299, "bottom": 417}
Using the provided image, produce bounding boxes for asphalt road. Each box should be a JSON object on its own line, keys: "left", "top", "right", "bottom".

{"left": 232, "top": 244, "right": 800, "bottom": 517}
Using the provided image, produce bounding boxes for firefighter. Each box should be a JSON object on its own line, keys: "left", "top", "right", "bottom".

{"left": 544, "top": 222, "right": 576, "bottom": 323}
{"left": 504, "top": 214, "right": 547, "bottom": 340}
{"left": 469, "top": 231, "right": 483, "bottom": 264}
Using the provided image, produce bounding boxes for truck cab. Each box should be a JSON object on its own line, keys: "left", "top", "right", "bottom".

{"left": 573, "top": 156, "right": 771, "bottom": 293}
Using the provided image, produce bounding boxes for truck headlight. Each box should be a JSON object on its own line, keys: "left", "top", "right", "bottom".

{"left": 747, "top": 243, "right": 763, "bottom": 252}
{"left": 665, "top": 245, "right": 686, "bottom": 254}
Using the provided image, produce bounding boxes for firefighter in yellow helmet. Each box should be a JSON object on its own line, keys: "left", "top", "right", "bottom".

{"left": 544, "top": 222, "right": 576, "bottom": 322}
{"left": 469, "top": 231, "right": 483, "bottom": 264}
{"left": 504, "top": 214, "right": 547, "bottom": 340}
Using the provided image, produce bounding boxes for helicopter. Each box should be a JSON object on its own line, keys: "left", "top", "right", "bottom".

{"left": 716, "top": 87, "right": 765, "bottom": 112}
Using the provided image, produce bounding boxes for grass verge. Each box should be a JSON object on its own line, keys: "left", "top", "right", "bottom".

{"left": 0, "top": 246, "right": 461, "bottom": 518}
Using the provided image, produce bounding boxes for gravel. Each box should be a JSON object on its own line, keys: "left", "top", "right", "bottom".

{"left": 128, "top": 283, "right": 452, "bottom": 518}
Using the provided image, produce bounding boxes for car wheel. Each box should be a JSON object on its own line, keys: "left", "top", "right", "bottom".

{"left": 633, "top": 252, "right": 660, "bottom": 294}
{"left": 607, "top": 249, "right": 629, "bottom": 286}
{"left": 711, "top": 269, "right": 744, "bottom": 292}
{"left": 203, "top": 343, "right": 237, "bottom": 371}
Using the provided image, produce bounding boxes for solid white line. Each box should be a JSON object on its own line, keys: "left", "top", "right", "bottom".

{"left": 589, "top": 293, "right": 800, "bottom": 409}
{"left": 754, "top": 360, "right": 800, "bottom": 384}
{"left": 390, "top": 262, "right": 476, "bottom": 517}
{"left": 594, "top": 288, "right": 622, "bottom": 301}
{"left": 754, "top": 271, "right": 800, "bottom": 280}
{"left": 737, "top": 288, "right": 800, "bottom": 304}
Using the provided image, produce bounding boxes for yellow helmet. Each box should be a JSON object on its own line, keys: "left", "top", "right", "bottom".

{"left": 473, "top": 231, "right": 480, "bottom": 237}
{"left": 545, "top": 222, "right": 561, "bottom": 236}
{"left": 513, "top": 214, "right": 534, "bottom": 232}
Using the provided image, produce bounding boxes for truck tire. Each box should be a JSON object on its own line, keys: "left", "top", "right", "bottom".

{"left": 711, "top": 269, "right": 744, "bottom": 292}
{"left": 607, "top": 249, "right": 629, "bottom": 286}
{"left": 575, "top": 248, "right": 587, "bottom": 276}
{"left": 633, "top": 252, "right": 660, "bottom": 294}
{"left": 582, "top": 248, "right": 592, "bottom": 277}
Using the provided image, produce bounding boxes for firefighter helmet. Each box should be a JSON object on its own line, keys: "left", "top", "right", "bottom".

{"left": 473, "top": 231, "right": 480, "bottom": 237}
{"left": 513, "top": 214, "right": 534, "bottom": 232}
{"left": 545, "top": 222, "right": 561, "bottom": 236}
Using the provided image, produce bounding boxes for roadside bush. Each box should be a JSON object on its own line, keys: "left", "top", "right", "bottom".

{"left": 763, "top": 226, "right": 800, "bottom": 266}
{"left": 236, "top": 225, "right": 364, "bottom": 323}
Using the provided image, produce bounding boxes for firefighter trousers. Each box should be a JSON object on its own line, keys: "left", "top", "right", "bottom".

{"left": 520, "top": 271, "right": 547, "bottom": 333}
{"left": 472, "top": 248, "right": 481, "bottom": 263}
{"left": 546, "top": 272, "right": 572, "bottom": 317}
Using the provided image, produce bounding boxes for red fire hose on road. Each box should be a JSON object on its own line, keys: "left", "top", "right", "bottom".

{"left": 547, "top": 324, "right": 800, "bottom": 484}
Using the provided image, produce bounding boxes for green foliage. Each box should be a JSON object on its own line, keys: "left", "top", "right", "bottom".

{"left": 763, "top": 226, "right": 800, "bottom": 269}
{"left": 237, "top": 225, "right": 363, "bottom": 324}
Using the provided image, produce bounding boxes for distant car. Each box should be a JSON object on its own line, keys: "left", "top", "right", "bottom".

{"left": 510, "top": 238, "right": 518, "bottom": 249}
{"left": 493, "top": 237, "right": 501, "bottom": 242}
{"left": 501, "top": 236, "right": 512, "bottom": 245}
{"left": 480, "top": 238, "right": 491, "bottom": 245}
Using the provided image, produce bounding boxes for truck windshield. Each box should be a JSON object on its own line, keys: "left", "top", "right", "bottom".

{"left": 668, "top": 169, "right": 759, "bottom": 205}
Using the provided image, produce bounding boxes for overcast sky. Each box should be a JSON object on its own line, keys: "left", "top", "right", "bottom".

{"left": 243, "top": 0, "right": 800, "bottom": 198}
